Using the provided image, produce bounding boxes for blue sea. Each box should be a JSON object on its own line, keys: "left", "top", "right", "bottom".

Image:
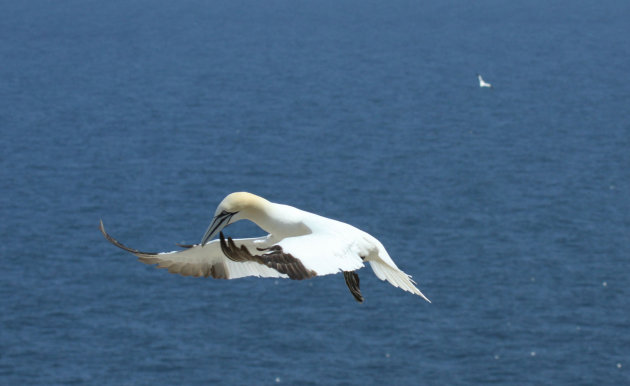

{"left": 1, "top": 0, "right": 629, "bottom": 384}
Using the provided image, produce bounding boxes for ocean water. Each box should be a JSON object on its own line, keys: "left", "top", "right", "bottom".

{"left": 1, "top": 0, "right": 629, "bottom": 384}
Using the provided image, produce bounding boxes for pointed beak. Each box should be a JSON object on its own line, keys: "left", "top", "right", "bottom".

{"left": 201, "top": 212, "right": 235, "bottom": 246}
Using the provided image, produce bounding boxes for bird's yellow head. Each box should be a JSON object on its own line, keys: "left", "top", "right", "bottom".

{"left": 201, "top": 192, "right": 269, "bottom": 245}
{"left": 216, "top": 192, "right": 266, "bottom": 214}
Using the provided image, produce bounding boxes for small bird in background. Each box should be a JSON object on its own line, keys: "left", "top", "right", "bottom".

{"left": 477, "top": 73, "right": 493, "bottom": 88}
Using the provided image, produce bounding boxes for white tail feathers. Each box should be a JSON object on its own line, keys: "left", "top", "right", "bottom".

{"left": 369, "top": 260, "right": 431, "bottom": 302}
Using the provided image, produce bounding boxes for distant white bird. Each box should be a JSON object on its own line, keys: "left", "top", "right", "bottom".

{"left": 100, "top": 192, "right": 430, "bottom": 303}
{"left": 477, "top": 73, "right": 493, "bottom": 88}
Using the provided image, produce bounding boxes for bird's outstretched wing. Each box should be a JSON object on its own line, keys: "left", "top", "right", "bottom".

{"left": 218, "top": 231, "right": 367, "bottom": 302}
{"left": 99, "top": 220, "right": 288, "bottom": 279}
{"left": 219, "top": 232, "right": 317, "bottom": 280}
{"left": 274, "top": 231, "right": 367, "bottom": 276}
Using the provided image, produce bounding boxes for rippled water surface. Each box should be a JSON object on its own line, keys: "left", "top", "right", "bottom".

{"left": 1, "top": 0, "right": 629, "bottom": 384}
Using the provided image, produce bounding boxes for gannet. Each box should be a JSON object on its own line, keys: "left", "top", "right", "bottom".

{"left": 100, "top": 192, "right": 430, "bottom": 303}
{"left": 477, "top": 73, "right": 492, "bottom": 88}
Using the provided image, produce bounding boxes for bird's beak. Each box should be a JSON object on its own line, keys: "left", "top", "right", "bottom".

{"left": 201, "top": 212, "right": 235, "bottom": 246}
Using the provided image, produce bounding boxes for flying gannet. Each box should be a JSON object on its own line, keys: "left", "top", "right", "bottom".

{"left": 477, "top": 73, "right": 492, "bottom": 88}
{"left": 100, "top": 192, "right": 430, "bottom": 303}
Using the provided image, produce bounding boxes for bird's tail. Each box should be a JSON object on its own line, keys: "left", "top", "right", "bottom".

{"left": 369, "top": 260, "right": 431, "bottom": 302}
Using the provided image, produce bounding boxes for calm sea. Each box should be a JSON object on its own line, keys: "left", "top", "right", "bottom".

{"left": 1, "top": 0, "right": 629, "bottom": 384}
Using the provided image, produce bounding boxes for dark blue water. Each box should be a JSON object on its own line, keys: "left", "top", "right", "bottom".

{"left": 1, "top": 0, "right": 629, "bottom": 384}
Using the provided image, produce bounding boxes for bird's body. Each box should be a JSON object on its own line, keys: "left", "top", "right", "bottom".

{"left": 477, "top": 73, "right": 492, "bottom": 88}
{"left": 101, "top": 192, "right": 430, "bottom": 303}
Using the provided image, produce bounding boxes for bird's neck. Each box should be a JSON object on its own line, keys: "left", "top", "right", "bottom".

{"left": 246, "top": 203, "right": 309, "bottom": 237}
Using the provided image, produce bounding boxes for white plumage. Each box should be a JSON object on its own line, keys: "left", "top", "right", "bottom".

{"left": 101, "top": 192, "right": 430, "bottom": 303}
{"left": 477, "top": 73, "right": 493, "bottom": 88}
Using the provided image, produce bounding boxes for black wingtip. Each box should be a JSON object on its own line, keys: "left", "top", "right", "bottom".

{"left": 99, "top": 220, "right": 158, "bottom": 256}
{"left": 343, "top": 271, "right": 364, "bottom": 303}
{"left": 220, "top": 233, "right": 317, "bottom": 280}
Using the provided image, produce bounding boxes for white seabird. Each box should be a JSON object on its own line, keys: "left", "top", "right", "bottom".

{"left": 477, "top": 73, "right": 493, "bottom": 88}
{"left": 100, "top": 192, "right": 430, "bottom": 303}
